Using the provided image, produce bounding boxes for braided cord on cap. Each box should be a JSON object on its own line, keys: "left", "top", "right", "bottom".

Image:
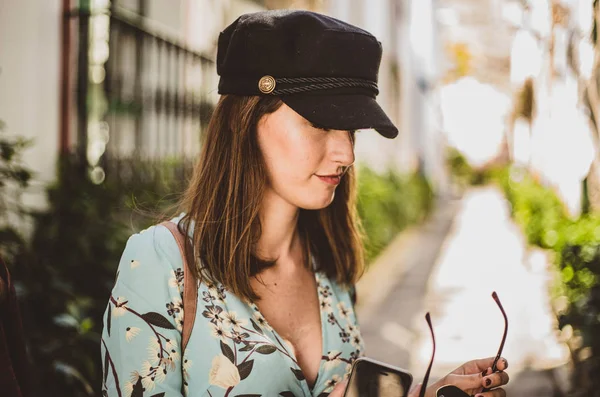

{"left": 270, "top": 76, "right": 378, "bottom": 95}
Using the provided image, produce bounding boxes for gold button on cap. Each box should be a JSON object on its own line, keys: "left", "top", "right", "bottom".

{"left": 258, "top": 75, "right": 276, "bottom": 94}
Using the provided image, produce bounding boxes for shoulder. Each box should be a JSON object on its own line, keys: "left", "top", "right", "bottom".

{"left": 114, "top": 217, "right": 187, "bottom": 289}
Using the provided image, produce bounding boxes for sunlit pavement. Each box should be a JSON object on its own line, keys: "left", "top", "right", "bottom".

{"left": 359, "top": 186, "right": 571, "bottom": 395}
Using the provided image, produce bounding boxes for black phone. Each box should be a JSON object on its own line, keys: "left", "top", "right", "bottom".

{"left": 343, "top": 357, "right": 413, "bottom": 397}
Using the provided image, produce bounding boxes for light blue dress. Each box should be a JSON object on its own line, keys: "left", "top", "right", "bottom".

{"left": 101, "top": 214, "right": 364, "bottom": 396}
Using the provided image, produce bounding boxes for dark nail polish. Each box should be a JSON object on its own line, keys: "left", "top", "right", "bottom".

{"left": 502, "top": 358, "right": 508, "bottom": 369}
{"left": 481, "top": 369, "right": 487, "bottom": 377}
{"left": 485, "top": 378, "right": 491, "bottom": 387}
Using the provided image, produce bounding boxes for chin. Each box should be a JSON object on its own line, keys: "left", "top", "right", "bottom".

{"left": 299, "top": 193, "right": 336, "bottom": 210}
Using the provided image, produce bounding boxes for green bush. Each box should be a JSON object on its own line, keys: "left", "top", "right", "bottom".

{"left": 357, "top": 164, "right": 433, "bottom": 264}
{"left": 3, "top": 151, "right": 189, "bottom": 396}
{"left": 0, "top": 121, "right": 33, "bottom": 264}
{"left": 446, "top": 147, "right": 474, "bottom": 188}
{"left": 490, "top": 165, "right": 600, "bottom": 396}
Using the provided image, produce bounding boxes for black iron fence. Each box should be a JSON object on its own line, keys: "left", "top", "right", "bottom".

{"left": 66, "top": 2, "right": 216, "bottom": 178}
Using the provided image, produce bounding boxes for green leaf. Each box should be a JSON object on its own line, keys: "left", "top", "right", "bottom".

{"left": 103, "top": 349, "right": 109, "bottom": 384}
{"left": 255, "top": 344, "right": 277, "bottom": 355}
{"left": 107, "top": 304, "right": 112, "bottom": 337}
{"left": 221, "top": 340, "right": 235, "bottom": 363}
{"left": 132, "top": 378, "right": 144, "bottom": 397}
{"left": 237, "top": 360, "right": 254, "bottom": 380}
{"left": 291, "top": 367, "right": 305, "bottom": 381}
{"left": 250, "top": 318, "right": 264, "bottom": 334}
{"left": 141, "top": 312, "right": 176, "bottom": 329}
{"left": 239, "top": 342, "right": 255, "bottom": 352}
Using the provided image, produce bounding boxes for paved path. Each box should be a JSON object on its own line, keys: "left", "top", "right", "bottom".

{"left": 357, "top": 187, "right": 571, "bottom": 396}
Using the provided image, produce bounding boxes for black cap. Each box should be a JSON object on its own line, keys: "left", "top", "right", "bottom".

{"left": 217, "top": 9, "right": 398, "bottom": 139}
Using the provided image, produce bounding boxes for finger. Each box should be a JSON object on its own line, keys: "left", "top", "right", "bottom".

{"left": 329, "top": 379, "right": 348, "bottom": 397}
{"left": 470, "top": 357, "right": 499, "bottom": 372}
{"left": 445, "top": 371, "right": 487, "bottom": 392}
{"left": 495, "top": 357, "right": 509, "bottom": 372}
{"left": 408, "top": 383, "right": 422, "bottom": 397}
{"left": 482, "top": 371, "right": 510, "bottom": 389}
{"left": 474, "top": 387, "right": 507, "bottom": 397}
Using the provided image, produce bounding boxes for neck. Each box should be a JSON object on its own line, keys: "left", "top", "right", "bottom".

{"left": 255, "top": 189, "right": 305, "bottom": 272}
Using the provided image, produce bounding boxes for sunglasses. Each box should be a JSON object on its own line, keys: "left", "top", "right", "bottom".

{"left": 418, "top": 291, "right": 507, "bottom": 397}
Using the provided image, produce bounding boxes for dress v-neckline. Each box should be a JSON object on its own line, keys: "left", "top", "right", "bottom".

{"left": 250, "top": 269, "right": 327, "bottom": 392}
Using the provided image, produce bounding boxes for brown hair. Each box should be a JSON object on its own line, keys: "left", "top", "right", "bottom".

{"left": 174, "top": 95, "right": 364, "bottom": 302}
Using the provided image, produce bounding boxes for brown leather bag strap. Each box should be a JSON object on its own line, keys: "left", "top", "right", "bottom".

{"left": 160, "top": 221, "right": 198, "bottom": 353}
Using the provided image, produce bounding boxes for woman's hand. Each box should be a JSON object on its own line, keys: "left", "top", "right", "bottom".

{"left": 409, "top": 357, "right": 509, "bottom": 397}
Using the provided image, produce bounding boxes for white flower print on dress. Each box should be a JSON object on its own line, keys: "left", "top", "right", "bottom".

{"left": 252, "top": 311, "right": 272, "bottom": 331}
{"left": 122, "top": 381, "right": 134, "bottom": 396}
{"left": 202, "top": 304, "right": 224, "bottom": 325}
{"left": 141, "top": 361, "right": 157, "bottom": 391}
{"left": 168, "top": 268, "right": 184, "bottom": 288}
{"left": 147, "top": 337, "right": 160, "bottom": 364}
{"left": 319, "top": 296, "right": 333, "bottom": 314}
{"left": 125, "top": 326, "right": 140, "bottom": 342}
{"left": 160, "top": 357, "right": 176, "bottom": 372}
{"left": 323, "top": 358, "right": 342, "bottom": 372}
{"left": 112, "top": 297, "right": 128, "bottom": 317}
{"left": 166, "top": 296, "right": 183, "bottom": 317}
{"left": 154, "top": 365, "right": 167, "bottom": 383}
{"left": 350, "top": 329, "right": 363, "bottom": 349}
{"left": 326, "top": 350, "right": 342, "bottom": 361}
{"left": 169, "top": 348, "right": 180, "bottom": 363}
{"left": 223, "top": 311, "right": 247, "bottom": 332}
{"left": 323, "top": 350, "right": 343, "bottom": 371}
{"left": 183, "top": 357, "right": 193, "bottom": 373}
{"left": 129, "top": 370, "right": 141, "bottom": 385}
{"left": 142, "top": 375, "right": 156, "bottom": 392}
{"left": 344, "top": 363, "right": 352, "bottom": 380}
{"left": 210, "top": 322, "right": 229, "bottom": 343}
{"left": 208, "top": 354, "right": 241, "bottom": 389}
{"left": 337, "top": 302, "right": 350, "bottom": 320}
{"left": 325, "top": 374, "right": 342, "bottom": 392}
{"left": 175, "top": 311, "right": 184, "bottom": 332}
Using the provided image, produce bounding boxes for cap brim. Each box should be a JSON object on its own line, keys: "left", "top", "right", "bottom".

{"left": 281, "top": 94, "right": 398, "bottom": 139}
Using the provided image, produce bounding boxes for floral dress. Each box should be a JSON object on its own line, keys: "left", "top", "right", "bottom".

{"left": 101, "top": 215, "right": 365, "bottom": 396}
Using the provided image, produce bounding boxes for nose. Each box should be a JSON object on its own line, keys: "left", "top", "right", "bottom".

{"left": 329, "top": 129, "right": 355, "bottom": 168}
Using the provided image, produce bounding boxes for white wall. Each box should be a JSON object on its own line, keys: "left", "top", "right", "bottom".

{"left": 0, "top": 0, "right": 62, "bottom": 211}
{"left": 327, "top": 0, "right": 415, "bottom": 175}
{"left": 327, "top": 0, "right": 448, "bottom": 193}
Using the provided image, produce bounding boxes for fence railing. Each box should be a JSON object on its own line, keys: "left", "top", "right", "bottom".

{"left": 66, "top": 4, "right": 217, "bottom": 178}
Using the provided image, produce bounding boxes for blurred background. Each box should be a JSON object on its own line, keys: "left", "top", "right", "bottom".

{"left": 1, "top": 0, "right": 600, "bottom": 396}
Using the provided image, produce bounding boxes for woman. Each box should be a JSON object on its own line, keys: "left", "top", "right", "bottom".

{"left": 101, "top": 9, "right": 509, "bottom": 397}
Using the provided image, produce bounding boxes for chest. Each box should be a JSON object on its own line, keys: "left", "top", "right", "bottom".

{"left": 185, "top": 272, "right": 364, "bottom": 396}
{"left": 252, "top": 270, "right": 323, "bottom": 386}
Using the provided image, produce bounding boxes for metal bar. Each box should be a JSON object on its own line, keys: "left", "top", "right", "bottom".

{"left": 59, "top": 0, "right": 72, "bottom": 154}
{"left": 66, "top": 8, "right": 213, "bottom": 64}
{"left": 157, "top": 39, "right": 166, "bottom": 158}
{"left": 166, "top": 44, "right": 174, "bottom": 156}
{"left": 176, "top": 47, "right": 183, "bottom": 156}
{"left": 133, "top": 0, "right": 147, "bottom": 156}
{"left": 76, "top": 0, "right": 91, "bottom": 168}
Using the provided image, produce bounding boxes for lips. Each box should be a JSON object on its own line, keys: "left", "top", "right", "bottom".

{"left": 317, "top": 174, "right": 342, "bottom": 185}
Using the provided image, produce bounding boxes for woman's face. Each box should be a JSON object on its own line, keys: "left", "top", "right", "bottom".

{"left": 257, "top": 103, "right": 355, "bottom": 210}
